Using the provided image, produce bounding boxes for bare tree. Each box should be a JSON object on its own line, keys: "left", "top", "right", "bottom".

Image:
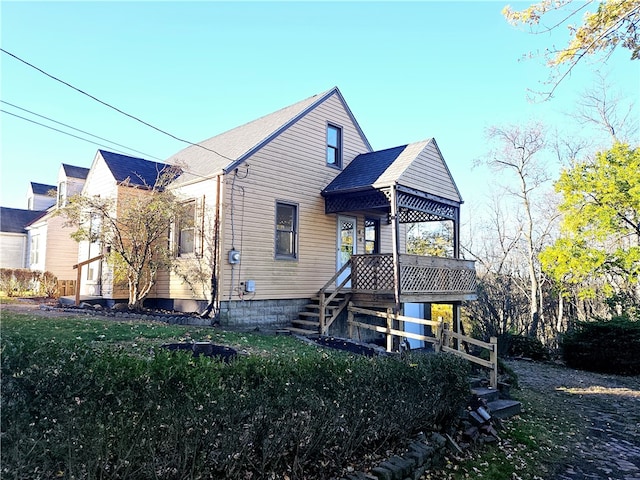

{"left": 573, "top": 71, "right": 638, "bottom": 143}
{"left": 478, "top": 123, "right": 550, "bottom": 338}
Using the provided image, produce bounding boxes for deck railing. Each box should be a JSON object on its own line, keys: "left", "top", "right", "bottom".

{"left": 350, "top": 254, "right": 477, "bottom": 301}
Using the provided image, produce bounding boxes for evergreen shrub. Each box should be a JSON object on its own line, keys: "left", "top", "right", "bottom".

{"left": 561, "top": 316, "right": 640, "bottom": 375}
{"left": 1, "top": 339, "right": 470, "bottom": 479}
{"left": 497, "top": 333, "right": 549, "bottom": 361}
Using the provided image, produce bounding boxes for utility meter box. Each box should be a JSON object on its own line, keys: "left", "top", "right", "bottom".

{"left": 228, "top": 249, "right": 241, "bottom": 264}
{"left": 244, "top": 280, "right": 256, "bottom": 293}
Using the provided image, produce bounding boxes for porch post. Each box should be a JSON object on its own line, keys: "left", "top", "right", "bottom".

{"left": 453, "top": 206, "right": 460, "bottom": 259}
{"left": 454, "top": 301, "right": 461, "bottom": 351}
{"left": 390, "top": 184, "right": 401, "bottom": 313}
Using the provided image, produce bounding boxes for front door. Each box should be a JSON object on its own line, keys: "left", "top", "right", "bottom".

{"left": 337, "top": 216, "right": 356, "bottom": 287}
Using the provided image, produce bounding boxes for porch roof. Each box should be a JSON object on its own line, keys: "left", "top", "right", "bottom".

{"left": 321, "top": 139, "right": 462, "bottom": 223}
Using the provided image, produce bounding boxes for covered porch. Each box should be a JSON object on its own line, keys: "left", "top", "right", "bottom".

{"left": 313, "top": 140, "right": 477, "bottom": 343}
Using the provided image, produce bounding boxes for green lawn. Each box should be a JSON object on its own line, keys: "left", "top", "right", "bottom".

{"left": 1, "top": 311, "right": 315, "bottom": 357}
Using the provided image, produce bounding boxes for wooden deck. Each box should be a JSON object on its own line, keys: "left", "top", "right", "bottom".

{"left": 350, "top": 253, "right": 477, "bottom": 304}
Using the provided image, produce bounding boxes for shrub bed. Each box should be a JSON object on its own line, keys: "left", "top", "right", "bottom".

{"left": 497, "top": 333, "right": 549, "bottom": 361}
{"left": 561, "top": 316, "right": 640, "bottom": 375}
{"left": 1, "top": 337, "right": 470, "bottom": 479}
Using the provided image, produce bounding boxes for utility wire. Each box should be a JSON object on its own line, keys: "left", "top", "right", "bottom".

{"left": 2, "top": 109, "right": 226, "bottom": 183}
{"left": 1, "top": 100, "right": 163, "bottom": 161}
{"left": 1, "top": 109, "right": 156, "bottom": 159}
{"left": 1, "top": 48, "right": 235, "bottom": 162}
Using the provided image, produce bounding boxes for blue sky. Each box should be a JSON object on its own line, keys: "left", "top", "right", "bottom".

{"left": 1, "top": 1, "right": 638, "bottom": 214}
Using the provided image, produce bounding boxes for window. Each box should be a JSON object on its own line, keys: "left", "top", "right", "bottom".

{"left": 30, "top": 235, "right": 39, "bottom": 265}
{"left": 178, "top": 201, "right": 196, "bottom": 256}
{"left": 365, "top": 218, "right": 380, "bottom": 254}
{"left": 275, "top": 202, "right": 298, "bottom": 259}
{"left": 57, "top": 181, "right": 67, "bottom": 207}
{"left": 326, "top": 124, "right": 342, "bottom": 168}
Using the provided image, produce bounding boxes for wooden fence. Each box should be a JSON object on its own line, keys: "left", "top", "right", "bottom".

{"left": 57, "top": 280, "right": 76, "bottom": 296}
{"left": 347, "top": 304, "right": 498, "bottom": 388}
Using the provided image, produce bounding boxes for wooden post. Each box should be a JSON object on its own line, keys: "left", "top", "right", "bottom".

{"left": 434, "top": 318, "right": 443, "bottom": 352}
{"left": 72, "top": 254, "right": 104, "bottom": 306}
{"left": 442, "top": 323, "right": 450, "bottom": 350}
{"left": 386, "top": 307, "right": 393, "bottom": 352}
{"left": 490, "top": 336, "right": 498, "bottom": 389}
{"left": 453, "top": 302, "right": 461, "bottom": 351}
{"left": 347, "top": 302, "right": 354, "bottom": 339}
{"left": 319, "top": 291, "right": 326, "bottom": 335}
{"left": 74, "top": 263, "right": 82, "bottom": 306}
{"left": 389, "top": 184, "right": 401, "bottom": 313}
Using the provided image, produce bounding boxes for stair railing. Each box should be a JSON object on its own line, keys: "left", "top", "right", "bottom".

{"left": 318, "top": 260, "right": 352, "bottom": 335}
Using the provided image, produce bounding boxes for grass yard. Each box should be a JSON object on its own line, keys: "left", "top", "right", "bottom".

{"left": 1, "top": 311, "right": 313, "bottom": 357}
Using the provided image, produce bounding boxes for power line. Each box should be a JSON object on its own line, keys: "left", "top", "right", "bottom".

{"left": 1, "top": 109, "right": 157, "bottom": 159}
{"left": 2, "top": 109, "right": 225, "bottom": 183}
{"left": 1, "top": 48, "right": 235, "bottom": 162}
{"left": 1, "top": 100, "right": 163, "bottom": 161}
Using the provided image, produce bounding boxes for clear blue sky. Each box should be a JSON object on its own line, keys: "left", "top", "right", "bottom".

{"left": 1, "top": 1, "right": 638, "bottom": 213}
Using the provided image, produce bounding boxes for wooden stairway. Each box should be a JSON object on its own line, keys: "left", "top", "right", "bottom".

{"left": 289, "top": 292, "right": 350, "bottom": 336}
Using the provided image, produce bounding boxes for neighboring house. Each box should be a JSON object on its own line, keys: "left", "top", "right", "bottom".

{"left": 25, "top": 164, "right": 90, "bottom": 281}
{"left": 78, "top": 87, "right": 476, "bottom": 339}
{"left": 0, "top": 207, "right": 46, "bottom": 268}
{"left": 75, "top": 150, "right": 171, "bottom": 297}
{"left": 56, "top": 164, "right": 90, "bottom": 207}
{"left": 27, "top": 182, "right": 57, "bottom": 210}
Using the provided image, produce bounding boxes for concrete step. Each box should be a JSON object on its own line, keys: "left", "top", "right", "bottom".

{"left": 471, "top": 387, "right": 500, "bottom": 403}
{"left": 292, "top": 319, "right": 320, "bottom": 328}
{"left": 287, "top": 327, "right": 320, "bottom": 336}
{"left": 487, "top": 399, "right": 522, "bottom": 419}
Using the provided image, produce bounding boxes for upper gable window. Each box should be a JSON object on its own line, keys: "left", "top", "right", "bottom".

{"left": 326, "top": 124, "right": 342, "bottom": 168}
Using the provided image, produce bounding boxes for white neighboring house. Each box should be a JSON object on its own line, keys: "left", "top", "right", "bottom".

{"left": 27, "top": 182, "right": 57, "bottom": 211}
{"left": 25, "top": 164, "right": 90, "bottom": 280}
{"left": 0, "top": 207, "right": 46, "bottom": 269}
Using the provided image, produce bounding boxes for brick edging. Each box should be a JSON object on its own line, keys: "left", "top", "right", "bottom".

{"left": 338, "top": 432, "right": 447, "bottom": 480}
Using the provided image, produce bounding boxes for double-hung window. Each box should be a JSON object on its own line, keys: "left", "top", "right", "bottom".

{"left": 178, "top": 200, "right": 196, "bottom": 256}
{"left": 326, "top": 124, "right": 342, "bottom": 168}
{"left": 365, "top": 218, "right": 380, "bottom": 254}
{"left": 275, "top": 201, "right": 298, "bottom": 259}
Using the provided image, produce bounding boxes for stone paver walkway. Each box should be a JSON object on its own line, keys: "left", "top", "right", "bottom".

{"left": 507, "top": 360, "right": 640, "bottom": 480}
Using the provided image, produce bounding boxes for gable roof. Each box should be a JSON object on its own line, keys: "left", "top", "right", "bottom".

{"left": 62, "top": 164, "right": 90, "bottom": 180}
{"left": 98, "top": 150, "right": 172, "bottom": 188}
{"left": 1, "top": 207, "right": 46, "bottom": 234}
{"left": 322, "top": 138, "right": 462, "bottom": 203}
{"left": 30, "top": 182, "right": 57, "bottom": 196}
{"left": 167, "top": 87, "right": 371, "bottom": 184}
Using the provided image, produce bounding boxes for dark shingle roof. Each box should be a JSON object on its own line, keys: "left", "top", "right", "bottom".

{"left": 99, "top": 151, "right": 172, "bottom": 187}
{"left": 167, "top": 87, "right": 372, "bottom": 184}
{"left": 30, "top": 182, "right": 57, "bottom": 196}
{"left": 322, "top": 145, "right": 409, "bottom": 194}
{"left": 1, "top": 207, "right": 46, "bottom": 234}
{"left": 62, "top": 164, "right": 90, "bottom": 179}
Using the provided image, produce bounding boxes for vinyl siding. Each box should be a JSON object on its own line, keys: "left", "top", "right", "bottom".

{"left": 397, "top": 140, "right": 462, "bottom": 203}
{"left": 156, "top": 179, "right": 219, "bottom": 300}
{"left": 43, "top": 214, "right": 80, "bottom": 280}
{"left": 216, "top": 93, "right": 371, "bottom": 301}
{"left": 0, "top": 233, "right": 28, "bottom": 268}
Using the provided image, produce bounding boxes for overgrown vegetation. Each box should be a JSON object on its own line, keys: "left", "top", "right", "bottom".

{"left": 1, "top": 314, "right": 470, "bottom": 479}
{"left": 561, "top": 315, "right": 640, "bottom": 375}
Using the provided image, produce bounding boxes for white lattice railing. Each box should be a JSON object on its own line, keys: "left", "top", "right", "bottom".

{"left": 351, "top": 254, "right": 477, "bottom": 299}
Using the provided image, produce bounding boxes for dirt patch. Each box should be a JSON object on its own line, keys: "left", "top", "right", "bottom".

{"left": 507, "top": 359, "right": 640, "bottom": 480}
